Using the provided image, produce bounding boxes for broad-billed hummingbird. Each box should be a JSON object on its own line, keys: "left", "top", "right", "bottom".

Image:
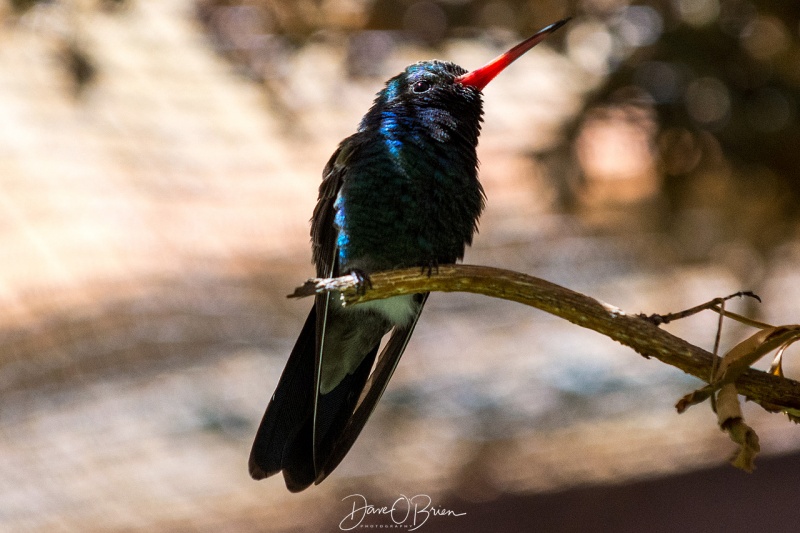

{"left": 249, "top": 18, "right": 570, "bottom": 492}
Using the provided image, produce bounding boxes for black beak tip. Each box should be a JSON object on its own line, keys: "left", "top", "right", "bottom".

{"left": 545, "top": 16, "right": 573, "bottom": 35}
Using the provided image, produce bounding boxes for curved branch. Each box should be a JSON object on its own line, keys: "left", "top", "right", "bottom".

{"left": 290, "top": 264, "right": 800, "bottom": 412}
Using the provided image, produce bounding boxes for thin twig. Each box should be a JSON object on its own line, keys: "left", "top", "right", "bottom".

{"left": 638, "top": 291, "right": 760, "bottom": 326}
{"left": 708, "top": 305, "right": 774, "bottom": 330}
{"left": 709, "top": 298, "right": 726, "bottom": 414}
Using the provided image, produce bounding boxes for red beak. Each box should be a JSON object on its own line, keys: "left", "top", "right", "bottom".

{"left": 455, "top": 18, "right": 571, "bottom": 90}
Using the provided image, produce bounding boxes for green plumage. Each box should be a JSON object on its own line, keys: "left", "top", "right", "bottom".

{"left": 330, "top": 60, "right": 486, "bottom": 272}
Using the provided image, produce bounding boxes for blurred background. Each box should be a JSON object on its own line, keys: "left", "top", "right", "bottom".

{"left": 1, "top": 0, "right": 800, "bottom": 531}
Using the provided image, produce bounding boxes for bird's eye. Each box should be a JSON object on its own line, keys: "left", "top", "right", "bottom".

{"left": 412, "top": 80, "right": 431, "bottom": 93}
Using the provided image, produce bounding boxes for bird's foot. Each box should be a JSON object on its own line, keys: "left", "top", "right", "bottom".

{"left": 348, "top": 269, "right": 373, "bottom": 295}
{"left": 420, "top": 260, "right": 439, "bottom": 277}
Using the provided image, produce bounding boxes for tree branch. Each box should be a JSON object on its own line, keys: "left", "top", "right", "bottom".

{"left": 290, "top": 264, "right": 800, "bottom": 412}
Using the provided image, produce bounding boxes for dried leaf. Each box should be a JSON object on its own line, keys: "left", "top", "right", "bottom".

{"left": 769, "top": 348, "right": 785, "bottom": 377}
{"left": 674, "top": 326, "right": 800, "bottom": 413}
{"left": 768, "top": 336, "right": 800, "bottom": 377}
{"left": 675, "top": 386, "right": 713, "bottom": 413}
{"left": 715, "top": 326, "right": 800, "bottom": 383}
{"left": 725, "top": 418, "right": 760, "bottom": 472}
{"left": 716, "top": 383, "right": 742, "bottom": 422}
{"left": 716, "top": 383, "right": 760, "bottom": 472}
{"left": 761, "top": 335, "right": 800, "bottom": 422}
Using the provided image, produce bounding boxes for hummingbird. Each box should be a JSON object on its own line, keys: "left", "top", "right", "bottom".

{"left": 249, "top": 18, "right": 570, "bottom": 492}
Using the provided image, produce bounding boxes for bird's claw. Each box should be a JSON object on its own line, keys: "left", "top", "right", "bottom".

{"left": 349, "top": 269, "right": 373, "bottom": 295}
{"left": 419, "top": 260, "right": 439, "bottom": 278}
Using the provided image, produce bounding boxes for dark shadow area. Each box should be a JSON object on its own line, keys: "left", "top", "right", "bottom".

{"left": 437, "top": 449, "right": 800, "bottom": 533}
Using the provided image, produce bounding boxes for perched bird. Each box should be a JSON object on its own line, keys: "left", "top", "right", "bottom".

{"left": 249, "top": 18, "right": 570, "bottom": 492}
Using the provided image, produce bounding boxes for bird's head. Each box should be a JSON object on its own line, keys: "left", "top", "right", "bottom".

{"left": 359, "top": 18, "right": 570, "bottom": 145}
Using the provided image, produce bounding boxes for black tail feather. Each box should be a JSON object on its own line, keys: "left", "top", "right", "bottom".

{"left": 281, "top": 344, "right": 379, "bottom": 491}
{"left": 249, "top": 303, "right": 381, "bottom": 491}
{"left": 248, "top": 307, "right": 316, "bottom": 481}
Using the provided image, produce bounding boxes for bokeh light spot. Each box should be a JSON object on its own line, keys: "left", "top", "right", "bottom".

{"left": 634, "top": 61, "right": 686, "bottom": 104}
{"left": 685, "top": 77, "right": 730, "bottom": 126}
{"left": 740, "top": 15, "right": 790, "bottom": 61}
{"left": 673, "top": 0, "right": 720, "bottom": 27}
{"left": 567, "top": 21, "right": 614, "bottom": 75}
{"left": 617, "top": 5, "right": 663, "bottom": 47}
